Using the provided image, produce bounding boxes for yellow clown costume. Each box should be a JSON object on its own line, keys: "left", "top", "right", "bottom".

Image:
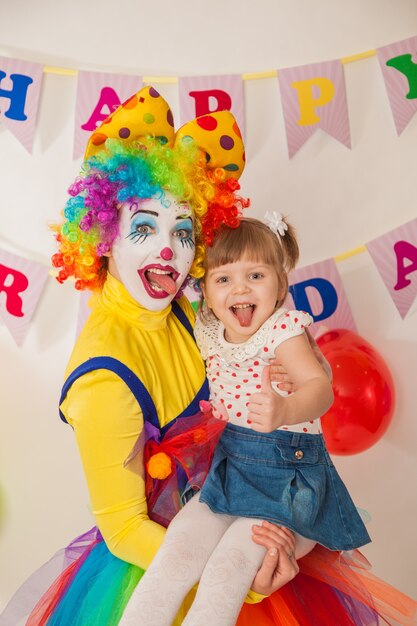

{"left": 1, "top": 87, "right": 415, "bottom": 626}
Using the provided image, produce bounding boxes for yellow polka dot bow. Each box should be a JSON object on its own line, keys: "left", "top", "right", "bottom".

{"left": 85, "top": 85, "right": 245, "bottom": 180}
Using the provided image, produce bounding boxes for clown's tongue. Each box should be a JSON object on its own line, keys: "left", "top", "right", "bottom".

{"left": 146, "top": 270, "right": 177, "bottom": 295}
{"left": 232, "top": 305, "right": 254, "bottom": 327}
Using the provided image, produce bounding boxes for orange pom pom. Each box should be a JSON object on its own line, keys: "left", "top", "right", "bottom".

{"left": 147, "top": 452, "right": 173, "bottom": 480}
{"left": 193, "top": 427, "right": 208, "bottom": 444}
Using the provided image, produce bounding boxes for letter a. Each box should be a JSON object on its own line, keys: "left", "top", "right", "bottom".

{"left": 81, "top": 87, "right": 122, "bottom": 131}
{"left": 394, "top": 240, "right": 417, "bottom": 290}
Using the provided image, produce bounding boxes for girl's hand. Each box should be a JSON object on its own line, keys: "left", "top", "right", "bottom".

{"left": 247, "top": 367, "right": 285, "bottom": 432}
{"left": 251, "top": 522, "right": 299, "bottom": 595}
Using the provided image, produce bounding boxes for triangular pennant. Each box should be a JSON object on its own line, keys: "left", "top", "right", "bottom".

{"left": 366, "top": 218, "right": 417, "bottom": 318}
{"left": 286, "top": 258, "right": 356, "bottom": 335}
{"left": 0, "top": 56, "right": 43, "bottom": 152}
{"left": 278, "top": 59, "right": 351, "bottom": 158}
{"left": 73, "top": 70, "right": 143, "bottom": 160}
{"left": 377, "top": 36, "right": 417, "bottom": 135}
{"left": 179, "top": 74, "right": 245, "bottom": 138}
{"left": 0, "top": 249, "right": 49, "bottom": 345}
{"left": 76, "top": 290, "right": 95, "bottom": 338}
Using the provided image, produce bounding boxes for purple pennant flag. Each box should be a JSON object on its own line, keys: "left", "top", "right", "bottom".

{"left": 377, "top": 36, "right": 417, "bottom": 136}
{"left": 285, "top": 258, "right": 356, "bottom": 337}
{"left": 278, "top": 60, "right": 351, "bottom": 158}
{"left": 0, "top": 57, "right": 43, "bottom": 153}
{"left": 0, "top": 249, "right": 49, "bottom": 346}
{"left": 366, "top": 218, "right": 417, "bottom": 319}
{"left": 73, "top": 71, "right": 143, "bottom": 160}
{"left": 179, "top": 74, "right": 245, "bottom": 137}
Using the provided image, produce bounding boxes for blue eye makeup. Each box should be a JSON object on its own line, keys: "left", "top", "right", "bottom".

{"left": 127, "top": 215, "right": 158, "bottom": 244}
{"left": 174, "top": 219, "right": 195, "bottom": 249}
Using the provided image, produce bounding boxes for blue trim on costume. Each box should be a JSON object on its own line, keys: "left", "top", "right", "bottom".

{"left": 59, "top": 300, "right": 197, "bottom": 428}
{"left": 171, "top": 299, "right": 194, "bottom": 337}
{"left": 59, "top": 357, "right": 159, "bottom": 429}
{"left": 160, "top": 378, "right": 210, "bottom": 438}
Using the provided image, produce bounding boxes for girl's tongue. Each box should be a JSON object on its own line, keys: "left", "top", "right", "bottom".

{"left": 145, "top": 270, "right": 177, "bottom": 294}
{"left": 232, "top": 305, "right": 254, "bottom": 327}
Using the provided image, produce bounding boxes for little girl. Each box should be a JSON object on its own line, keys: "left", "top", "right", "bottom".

{"left": 120, "top": 214, "right": 370, "bottom": 626}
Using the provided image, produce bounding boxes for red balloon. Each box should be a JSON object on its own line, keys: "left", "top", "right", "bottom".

{"left": 316, "top": 329, "right": 395, "bottom": 455}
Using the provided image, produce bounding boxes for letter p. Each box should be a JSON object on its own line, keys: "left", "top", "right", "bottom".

{"left": 291, "top": 77, "right": 335, "bottom": 125}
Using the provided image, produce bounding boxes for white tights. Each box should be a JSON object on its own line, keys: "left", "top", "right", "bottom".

{"left": 119, "top": 496, "right": 315, "bottom": 626}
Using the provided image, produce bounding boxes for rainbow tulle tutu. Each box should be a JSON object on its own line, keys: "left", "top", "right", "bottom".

{"left": 1, "top": 410, "right": 416, "bottom": 625}
{"left": 1, "top": 529, "right": 414, "bottom": 626}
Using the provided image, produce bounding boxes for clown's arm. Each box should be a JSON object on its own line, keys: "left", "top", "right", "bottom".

{"left": 62, "top": 369, "right": 166, "bottom": 571}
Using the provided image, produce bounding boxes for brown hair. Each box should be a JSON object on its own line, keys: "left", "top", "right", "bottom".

{"left": 202, "top": 216, "right": 299, "bottom": 307}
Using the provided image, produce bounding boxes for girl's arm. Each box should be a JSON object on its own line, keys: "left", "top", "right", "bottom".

{"left": 64, "top": 369, "right": 166, "bottom": 570}
{"left": 247, "top": 333, "right": 334, "bottom": 432}
{"left": 269, "top": 328, "right": 332, "bottom": 392}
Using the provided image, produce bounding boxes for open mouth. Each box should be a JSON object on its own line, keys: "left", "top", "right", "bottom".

{"left": 138, "top": 265, "right": 179, "bottom": 298}
{"left": 230, "top": 303, "right": 255, "bottom": 327}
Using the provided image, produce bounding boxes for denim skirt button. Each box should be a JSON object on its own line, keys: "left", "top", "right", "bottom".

{"left": 294, "top": 449, "right": 304, "bottom": 460}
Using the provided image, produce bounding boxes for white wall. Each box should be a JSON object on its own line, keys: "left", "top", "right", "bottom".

{"left": 1, "top": 0, "right": 416, "bottom": 610}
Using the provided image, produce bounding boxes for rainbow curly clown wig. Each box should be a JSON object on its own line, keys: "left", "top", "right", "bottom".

{"left": 52, "top": 87, "right": 249, "bottom": 291}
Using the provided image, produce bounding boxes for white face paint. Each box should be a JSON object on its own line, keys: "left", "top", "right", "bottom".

{"left": 108, "top": 194, "right": 195, "bottom": 311}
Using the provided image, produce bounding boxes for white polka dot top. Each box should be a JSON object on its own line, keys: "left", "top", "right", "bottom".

{"left": 194, "top": 308, "right": 322, "bottom": 434}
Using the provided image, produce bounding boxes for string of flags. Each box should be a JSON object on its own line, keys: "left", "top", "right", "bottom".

{"left": 1, "top": 217, "right": 416, "bottom": 346}
{"left": 1, "top": 36, "right": 417, "bottom": 157}
{"left": 1, "top": 36, "right": 417, "bottom": 344}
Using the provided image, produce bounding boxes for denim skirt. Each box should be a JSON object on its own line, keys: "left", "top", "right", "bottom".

{"left": 199, "top": 423, "right": 371, "bottom": 551}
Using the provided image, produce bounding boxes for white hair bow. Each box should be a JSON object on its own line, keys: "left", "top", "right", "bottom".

{"left": 264, "top": 211, "right": 288, "bottom": 237}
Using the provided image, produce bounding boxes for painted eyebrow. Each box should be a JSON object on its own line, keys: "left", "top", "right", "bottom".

{"left": 176, "top": 215, "right": 193, "bottom": 222}
{"left": 131, "top": 209, "right": 159, "bottom": 218}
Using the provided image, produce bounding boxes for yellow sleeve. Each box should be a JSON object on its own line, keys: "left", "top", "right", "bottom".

{"left": 62, "top": 368, "right": 166, "bottom": 570}
{"left": 245, "top": 589, "right": 267, "bottom": 604}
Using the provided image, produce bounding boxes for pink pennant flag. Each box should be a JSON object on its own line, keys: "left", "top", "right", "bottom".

{"left": 285, "top": 258, "right": 356, "bottom": 337}
{"left": 76, "top": 290, "right": 94, "bottom": 338}
{"left": 179, "top": 74, "right": 245, "bottom": 137}
{"left": 278, "top": 60, "right": 350, "bottom": 158}
{"left": 73, "top": 71, "right": 143, "bottom": 160}
{"left": 0, "top": 249, "right": 49, "bottom": 346}
{"left": 0, "top": 57, "right": 43, "bottom": 153}
{"left": 377, "top": 36, "right": 417, "bottom": 135}
{"left": 366, "top": 218, "right": 417, "bottom": 319}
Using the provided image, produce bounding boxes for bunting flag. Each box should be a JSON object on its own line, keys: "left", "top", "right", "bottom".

{"left": 2, "top": 216, "right": 417, "bottom": 346}
{"left": 76, "top": 290, "right": 94, "bottom": 338}
{"left": 1, "top": 40, "right": 417, "bottom": 344}
{"left": 0, "top": 56, "right": 43, "bottom": 152}
{"left": 179, "top": 74, "right": 245, "bottom": 137}
{"left": 278, "top": 59, "right": 351, "bottom": 158}
{"left": 366, "top": 217, "right": 417, "bottom": 319}
{"left": 0, "top": 249, "right": 49, "bottom": 345}
{"left": 286, "top": 258, "right": 356, "bottom": 337}
{"left": 2, "top": 35, "right": 417, "bottom": 160}
{"left": 377, "top": 36, "right": 417, "bottom": 136}
{"left": 73, "top": 71, "right": 143, "bottom": 159}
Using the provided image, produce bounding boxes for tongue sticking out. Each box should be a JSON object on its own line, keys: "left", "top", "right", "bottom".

{"left": 146, "top": 271, "right": 177, "bottom": 295}
{"left": 233, "top": 306, "right": 254, "bottom": 327}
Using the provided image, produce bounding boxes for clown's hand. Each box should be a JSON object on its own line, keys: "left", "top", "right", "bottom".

{"left": 251, "top": 522, "right": 299, "bottom": 596}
